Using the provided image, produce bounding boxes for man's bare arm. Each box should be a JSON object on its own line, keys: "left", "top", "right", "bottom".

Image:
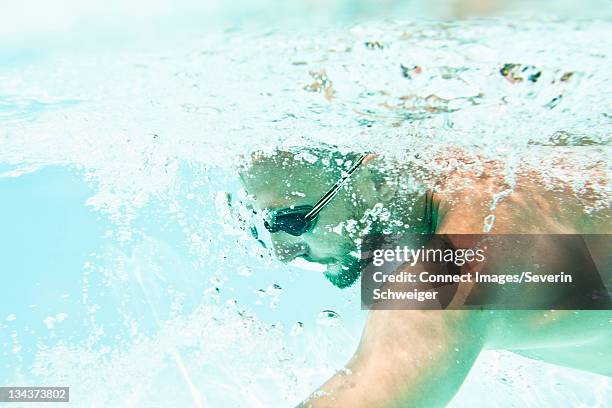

{"left": 298, "top": 309, "right": 488, "bottom": 408}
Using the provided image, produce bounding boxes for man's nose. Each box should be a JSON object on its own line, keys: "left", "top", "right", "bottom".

{"left": 271, "top": 238, "right": 309, "bottom": 263}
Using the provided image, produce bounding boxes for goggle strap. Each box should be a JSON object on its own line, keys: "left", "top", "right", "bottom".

{"left": 303, "top": 187, "right": 340, "bottom": 220}
{"left": 304, "top": 153, "right": 368, "bottom": 220}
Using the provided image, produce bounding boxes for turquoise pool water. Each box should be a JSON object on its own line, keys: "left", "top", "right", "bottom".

{"left": 1, "top": 1, "right": 610, "bottom": 406}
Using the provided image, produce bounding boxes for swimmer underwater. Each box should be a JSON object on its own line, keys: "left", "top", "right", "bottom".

{"left": 238, "top": 146, "right": 611, "bottom": 407}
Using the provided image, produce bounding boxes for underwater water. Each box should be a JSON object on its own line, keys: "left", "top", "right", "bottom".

{"left": 1, "top": 1, "right": 611, "bottom": 407}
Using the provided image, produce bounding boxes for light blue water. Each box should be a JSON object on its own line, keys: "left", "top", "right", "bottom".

{"left": 1, "top": 165, "right": 367, "bottom": 407}
{"left": 1, "top": 1, "right": 611, "bottom": 407}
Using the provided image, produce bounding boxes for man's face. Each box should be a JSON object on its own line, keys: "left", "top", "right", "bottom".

{"left": 240, "top": 153, "right": 372, "bottom": 288}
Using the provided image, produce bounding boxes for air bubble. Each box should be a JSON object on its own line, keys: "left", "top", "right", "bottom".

{"left": 316, "top": 310, "right": 342, "bottom": 327}
{"left": 290, "top": 322, "right": 304, "bottom": 336}
{"left": 267, "top": 284, "right": 283, "bottom": 296}
{"left": 236, "top": 266, "right": 252, "bottom": 277}
{"left": 483, "top": 214, "right": 496, "bottom": 232}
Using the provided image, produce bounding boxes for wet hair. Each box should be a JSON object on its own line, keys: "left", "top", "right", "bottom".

{"left": 240, "top": 144, "right": 366, "bottom": 182}
{"left": 238, "top": 145, "right": 370, "bottom": 193}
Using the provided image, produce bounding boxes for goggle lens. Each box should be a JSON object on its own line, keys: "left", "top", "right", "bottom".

{"left": 264, "top": 205, "right": 317, "bottom": 236}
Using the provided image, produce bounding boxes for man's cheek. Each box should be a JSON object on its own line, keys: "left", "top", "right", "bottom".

{"left": 312, "top": 235, "right": 343, "bottom": 253}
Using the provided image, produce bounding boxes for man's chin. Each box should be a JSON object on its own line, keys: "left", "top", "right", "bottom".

{"left": 323, "top": 259, "right": 364, "bottom": 289}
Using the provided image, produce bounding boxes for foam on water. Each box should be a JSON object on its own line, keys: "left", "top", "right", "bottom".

{"left": 2, "top": 20, "right": 609, "bottom": 221}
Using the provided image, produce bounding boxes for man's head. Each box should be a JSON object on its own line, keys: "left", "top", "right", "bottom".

{"left": 238, "top": 146, "right": 421, "bottom": 288}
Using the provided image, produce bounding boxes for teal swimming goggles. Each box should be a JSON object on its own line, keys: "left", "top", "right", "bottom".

{"left": 262, "top": 154, "right": 369, "bottom": 237}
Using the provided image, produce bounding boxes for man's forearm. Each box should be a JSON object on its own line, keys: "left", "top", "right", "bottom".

{"left": 299, "top": 310, "right": 487, "bottom": 408}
